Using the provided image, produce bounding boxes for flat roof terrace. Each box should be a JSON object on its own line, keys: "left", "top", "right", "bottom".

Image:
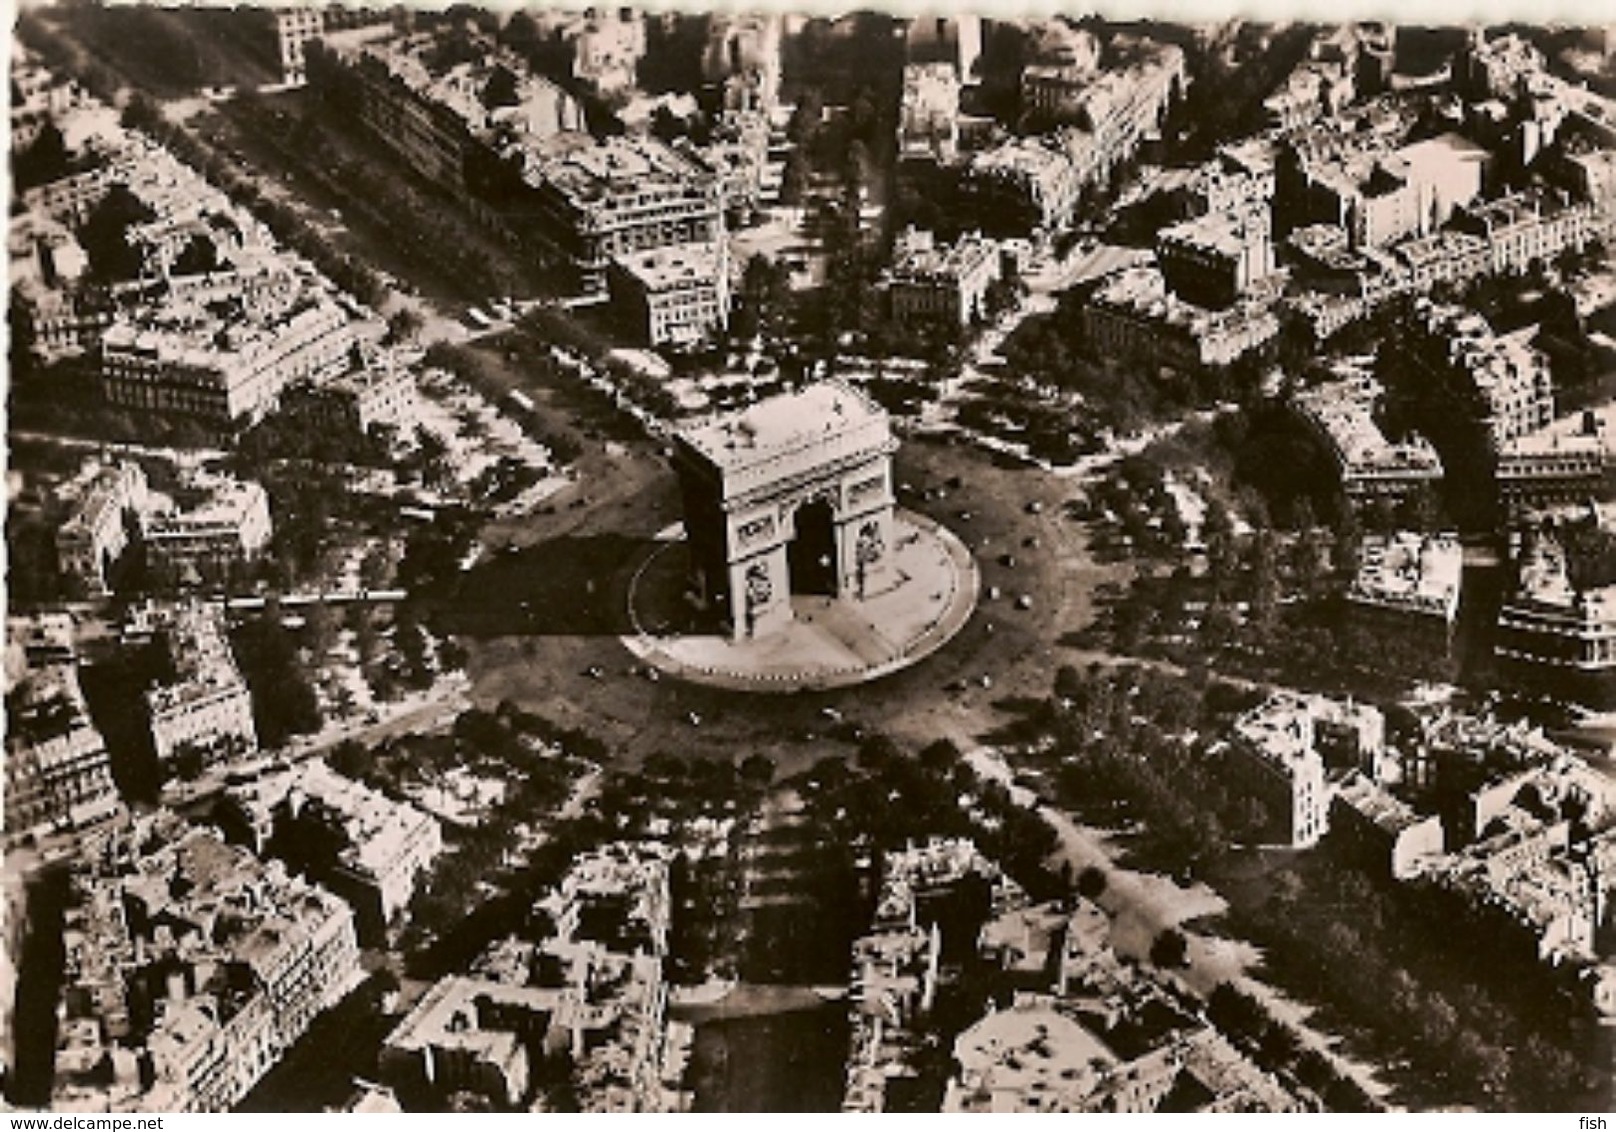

{"left": 676, "top": 380, "right": 895, "bottom": 500}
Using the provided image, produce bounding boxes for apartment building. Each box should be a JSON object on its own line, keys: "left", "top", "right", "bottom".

{"left": 146, "top": 604, "right": 257, "bottom": 767}
{"left": 1291, "top": 375, "right": 1445, "bottom": 503}
{"left": 56, "top": 460, "right": 152, "bottom": 598}
{"left": 142, "top": 474, "right": 273, "bottom": 581}
{"left": 1349, "top": 531, "right": 1464, "bottom": 626}
{"left": 50, "top": 820, "right": 361, "bottom": 1112}
{"left": 1082, "top": 265, "right": 1281, "bottom": 369}
{"left": 329, "top": 29, "right": 584, "bottom": 197}
{"left": 1225, "top": 692, "right": 1385, "bottom": 847}
{"left": 222, "top": 761, "right": 443, "bottom": 941}
{"left": 1408, "top": 300, "right": 1555, "bottom": 447}
{"left": 900, "top": 63, "right": 963, "bottom": 163}
{"left": 101, "top": 294, "right": 372, "bottom": 422}
{"left": 958, "top": 136, "right": 1083, "bottom": 235}
{"left": 522, "top": 135, "right": 724, "bottom": 294}
{"left": 1496, "top": 529, "right": 1616, "bottom": 674}
{"left": 882, "top": 227, "right": 1001, "bottom": 329}
{"left": 1157, "top": 204, "right": 1276, "bottom": 309}
{"left": 382, "top": 842, "right": 686, "bottom": 1111}
{"left": 608, "top": 241, "right": 731, "bottom": 347}
{"left": 4, "top": 639, "right": 119, "bottom": 837}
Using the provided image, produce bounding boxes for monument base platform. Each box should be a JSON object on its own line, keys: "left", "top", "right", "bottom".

{"left": 625, "top": 510, "right": 978, "bottom": 691}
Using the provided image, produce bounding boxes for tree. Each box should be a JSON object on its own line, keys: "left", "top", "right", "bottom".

{"left": 303, "top": 600, "right": 338, "bottom": 660}
{"left": 1076, "top": 865, "right": 1107, "bottom": 899}
{"left": 13, "top": 119, "right": 70, "bottom": 192}
{"left": 1249, "top": 528, "right": 1281, "bottom": 643}
{"left": 1150, "top": 927, "right": 1189, "bottom": 968}
{"left": 170, "top": 233, "right": 220, "bottom": 277}
{"left": 779, "top": 148, "right": 810, "bottom": 208}
{"left": 387, "top": 306, "right": 424, "bottom": 345}
{"left": 787, "top": 88, "right": 824, "bottom": 146}
{"left": 739, "top": 753, "right": 776, "bottom": 788}
{"left": 79, "top": 184, "right": 157, "bottom": 282}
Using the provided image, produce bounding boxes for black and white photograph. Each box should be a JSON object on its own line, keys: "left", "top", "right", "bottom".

{"left": 5, "top": 1, "right": 1616, "bottom": 1114}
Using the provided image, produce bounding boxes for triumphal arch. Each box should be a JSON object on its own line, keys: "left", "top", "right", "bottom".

{"left": 673, "top": 380, "right": 898, "bottom": 639}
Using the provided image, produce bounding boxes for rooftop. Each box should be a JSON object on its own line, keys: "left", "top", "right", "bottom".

{"left": 613, "top": 241, "right": 725, "bottom": 292}
{"left": 677, "top": 379, "right": 895, "bottom": 493}
{"left": 1350, "top": 531, "right": 1463, "bottom": 618}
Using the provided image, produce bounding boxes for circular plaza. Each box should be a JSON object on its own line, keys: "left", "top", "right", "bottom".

{"left": 624, "top": 509, "right": 979, "bottom": 691}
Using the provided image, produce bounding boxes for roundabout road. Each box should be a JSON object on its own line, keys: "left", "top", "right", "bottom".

{"left": 621, "top": 510, "right": 980, "bottom": 692}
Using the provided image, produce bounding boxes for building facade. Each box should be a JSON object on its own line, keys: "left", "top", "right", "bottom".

{"left": 222, "top": 762, "right": 443, "bottom": 942}
{"left": 882, "top": 227, "right": 1001, "bottom": 329}
{"left": 146, "top": 605, "right": 257, "bottom": 766}
{"left": 608, "top": 241, "right": 731, "bottom": 347}
{"left": 51, "top": 820, "right": 361, "bottom": 1112}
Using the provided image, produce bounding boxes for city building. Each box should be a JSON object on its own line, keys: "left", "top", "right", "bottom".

{"left": 958, "top": 136, "right": 1082, "bottom": 235}
{"left": 1277, "top": 128, "right": 1490, "bottom": 250}
{"left": 1451, "top": 190, "right": 1610, "bottom": 276}
{"left": 246, "top": 5, "right": 326, "bottom": 86}
{"left": 607, "top": 241, "right": 731, "bottom": 347}
{"left": 943, "top": 996, "right": 1301, "bottom": 1113}
{"left": 50, "top": 819, "right": 361, "bottom": 1111}
{"left": 703, "top": 14, "right": 783, "bottom": 113}
{"left": 1082, "top": 265, "right": 1281, "bottom": 369}
{"left": 11, "top": 41, "right": 89, "bottom": 149}
{"left": 844, "top": 839, "right": 1024, "bottom": 1112}
{"left": 1458, "top": 29, "right": 1547, "bottom": 101}
{"left": 536, "top": 8, "right": 647, "bottom": 98}
{"left": 142, "top": 473, "right": 273, "bottom": 582}
{"left": 899, "top": 63, "right": 962, "bottom": 163}
{"left": 101, "top": 292, "right": 375, "bottom": 422}
{"left": 313, "top": 357, "right": 420, "bottom": 434}
{"left": 521, "top": 134, "right": 724, "bottom": 294}
{"left": 1497, "top": 427, "right": 1608, "bottom": 510}
{"left": 1420, "top": 816, "right": 1598, "bottom": 967}
{"left": 381, "top": 843, "right": 687, "bottom": 1111}
{"left": 1292, "top": 375, "right": 1445, "bottom": 504}
{"left": 324, "top": 28, "right": 585, "bottom": 200}
{"left": 56, "top": 460, "right": 152, "bottom": 598}
{"left": 379, "top": 975, "right": 551, "bottom": 1108}
{"left": 844, "top": 840, "right": 1298, "bottom": 1113}
{"left": 1408, "top": 300, "right": 1555, "bottom": 447}
{"left": 1019, "top": 35, "right": 1101, "bottom": 121}
{"left": 1496, "top": 528, "right": 1616, "bottom": 675}
{"left": 673, "top": 381, "right": 898, "bottom": 639}
{"left": 905, "top": 14, "right": 982, "bottom": 83}
{"left": 881, "top": 227, "right": 1001, "bottom": 329}
{"left": 1157, "top": 205, "right": 1276, "bottom": 309}
{"left": 1349, "top": 531, "right": 1464, "bottom": 627}
{"left": 1022, "top": 38, "right": 1186, "bottom": 187}
{"left": 1225, "top": 692, "right": 1386, "bottom": 847}
{"left": 145, "top": 604, "right": 257, "bottom": 768}
{"left": 4, "top": 635, "right": 119, "bottom": 838}
{"left": 220, "top": 761, "right": 444, "bottom": 942}
{"left": 1330, "top": 772, "right": 1446, "bottom": 878}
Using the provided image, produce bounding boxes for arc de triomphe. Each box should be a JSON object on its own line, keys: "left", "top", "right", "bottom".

{"left": 672, "top": 380, "right": 899, "bottom": 640}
